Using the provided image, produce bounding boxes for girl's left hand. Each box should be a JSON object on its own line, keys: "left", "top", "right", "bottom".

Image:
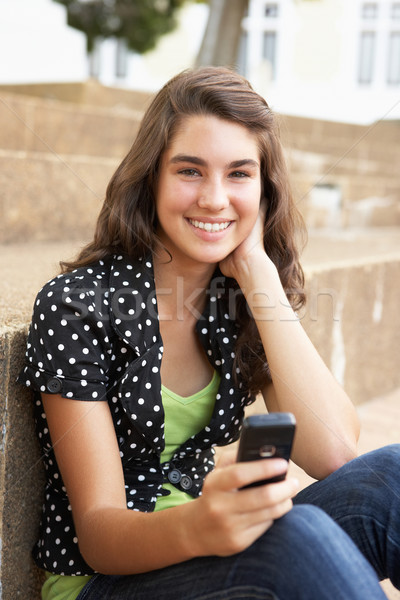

{"left": 219, "top": 199, "right": 269, "bottom": 281}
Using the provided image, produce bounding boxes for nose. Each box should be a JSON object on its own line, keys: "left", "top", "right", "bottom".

{"left": 197, "top": 179, "right": 230, "bottom": 211}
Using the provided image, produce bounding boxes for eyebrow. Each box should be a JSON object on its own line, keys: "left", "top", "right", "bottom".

{"left": 169, "top": 154, "right": 259, "bottom": 169}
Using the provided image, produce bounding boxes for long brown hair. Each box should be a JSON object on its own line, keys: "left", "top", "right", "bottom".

{"left": 61, "top": 66, "right": 306, "bottom": 394}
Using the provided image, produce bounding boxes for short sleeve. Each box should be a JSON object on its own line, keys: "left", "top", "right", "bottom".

{"left": 18, "top": 271, "right": 114, "bottom": 401}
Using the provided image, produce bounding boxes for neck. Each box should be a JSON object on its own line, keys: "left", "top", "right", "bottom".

{"left": 153, "top": 248, "right": 216, "bottom": 322}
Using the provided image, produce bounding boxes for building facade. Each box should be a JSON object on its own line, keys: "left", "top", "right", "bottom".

{"left": 0, "top": 0, "right": 399, "bottom": 124}
{"left": 241, "top": 0, "right": 400, "bottom": 123}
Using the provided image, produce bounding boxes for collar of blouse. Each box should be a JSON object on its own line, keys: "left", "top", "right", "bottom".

{"left": 107, "top": 253, "right": 254, "bottom": 455}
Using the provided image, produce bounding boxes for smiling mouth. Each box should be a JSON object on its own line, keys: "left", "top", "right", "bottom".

{"left": 188, "top": 219, "right": 231, "bottom": 232}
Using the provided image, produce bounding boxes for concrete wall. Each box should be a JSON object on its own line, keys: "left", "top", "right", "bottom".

{"left": 303, "top": 257, "right": 400, "bottom": 405}
{"left": 0, "top": 91, "right": 141, "bottom": 157}
{"left": 0, "top": 81, "right": 153, "bottom": 111}
{"left": 0, "top": 326, "right": 45, "bottom": 599}
{"left": 0, "top": 150, "right": 116, "bottom": 243}
{"left": 280, "top": 115, "right": 400, "bottom": 228}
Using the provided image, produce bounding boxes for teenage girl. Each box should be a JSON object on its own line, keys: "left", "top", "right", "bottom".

{"left": 19, "top": 67, "right": 399, "bottom": 600}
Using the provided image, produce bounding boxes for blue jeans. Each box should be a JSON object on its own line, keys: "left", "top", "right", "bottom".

{"left": 77, "top": 445, "right": 400, "bottom": 599}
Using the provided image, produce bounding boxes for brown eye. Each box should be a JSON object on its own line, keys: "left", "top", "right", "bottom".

{"left": 178, "top": 168, "right": 200, "bottom": 177}
{"left": 230, "top": 171, "right": 249, "bottom": 178}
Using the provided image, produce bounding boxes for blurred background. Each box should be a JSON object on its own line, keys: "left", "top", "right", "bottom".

{"left": 1, "top": 0, "right": 400, "bottom": 123}
{"left": 0, "top": 2, "right": 400, "bottom": 598}
{"left": 0, "top": 0, "right": 400, "bottom": 408}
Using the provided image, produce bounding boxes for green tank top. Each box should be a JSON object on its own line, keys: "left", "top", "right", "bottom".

{"left": 43, "top": 371, "right": 220, "bottom": 599}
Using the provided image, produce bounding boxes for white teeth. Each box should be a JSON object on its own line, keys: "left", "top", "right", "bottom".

{"left": 189, "top": 219, "right": 230, "bottom": 232}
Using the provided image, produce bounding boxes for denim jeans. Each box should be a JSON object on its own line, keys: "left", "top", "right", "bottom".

{"left": 77, "top": 445, "right": 400, "bottom": 600}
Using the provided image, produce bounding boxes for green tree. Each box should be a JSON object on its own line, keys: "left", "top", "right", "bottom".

{"left": 54, "top": 0, "right": 188, "bottom": 54}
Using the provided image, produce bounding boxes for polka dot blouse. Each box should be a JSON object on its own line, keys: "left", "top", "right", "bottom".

{"left": 18, "top": 254, "right": 255, "bottom": 576}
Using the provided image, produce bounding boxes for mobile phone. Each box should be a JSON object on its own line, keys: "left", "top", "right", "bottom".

{"left": 237, "top": 413, "right": 296, "bottom": 487}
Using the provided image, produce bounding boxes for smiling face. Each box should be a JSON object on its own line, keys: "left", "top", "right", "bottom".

{"left": 155, "top": 114, "right": 262, "bottom": 272}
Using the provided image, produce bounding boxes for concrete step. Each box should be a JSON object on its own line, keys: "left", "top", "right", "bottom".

{"left": 0, "top": 90, "right": 142, "bottom": 158}
{"left": 0, "top": 149, "right": 118, "bottom": 243}
{"left": 1, "top": 82, "right": 399, "bottom": 243}
{"left": 1, "top": 143, "right": 398, "bottom": 246}
{"left": 0, "top": 80, "right": 154, "bottom": 111}
{"left": 281, "top": 114, "right": 400, "bottom": 165}
{"left": 2, "top": 234, "right": 400, "bottom": 405}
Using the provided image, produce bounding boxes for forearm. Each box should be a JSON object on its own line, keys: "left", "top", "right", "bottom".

{"left": 77, "top": 502, "right": 197, "bottom": 575}
{"left": 237, "top": 255, "right": 359, "bottom": 478}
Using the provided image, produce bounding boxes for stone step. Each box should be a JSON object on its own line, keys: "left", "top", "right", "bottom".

{"left": 0, "top": 90, "right": 142, "bottom": 158}
{"left": 1, "top": 144, "right": 398, "bottom": 246}
{"left": 1, "top": 83, "right": 399, "bottom": 243}
{"left": 2, "top": 235, "right": 400, "bottom": 405}
{"left": 281, "top": 114, "right": 400, "bottom": 165}
{"left": 0, "top": 149, "right": 117, "bottom": 243}
{"left": 0, "top": 80, "right": 154, "bottom": 111}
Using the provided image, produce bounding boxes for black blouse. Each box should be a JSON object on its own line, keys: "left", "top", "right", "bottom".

{"left": 18, "top": 254, "right": 255, "bottom": 575}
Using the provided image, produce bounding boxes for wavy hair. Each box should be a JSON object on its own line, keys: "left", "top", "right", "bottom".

{"left": 61, "top": 66, "right": 306, "bottom": 394}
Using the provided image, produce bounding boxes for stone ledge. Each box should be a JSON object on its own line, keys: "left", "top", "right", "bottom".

{"left": 0, "top": 326, "right": 45, "bottom": 599}
{"left": 1, "top": 247, "right": 400, "bottom": 598}
{"left": 0, "top": 80, "right": 154, "bottom": 112}
{"left": 0, "top": 91, "right": 142, "bottom": 157}
{"left": 301, "top": 256, "right": 400, "bottom": 404}
{"left": 1, "top": 240, "right": 399, "bottom": 404}
{"left": 0, "top": 151, "right": 117, "bottom": 243}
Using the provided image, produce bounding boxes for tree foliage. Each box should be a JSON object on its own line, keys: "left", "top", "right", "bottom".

{"left": 54, "top": 0, "right": 188, "bottom": 53}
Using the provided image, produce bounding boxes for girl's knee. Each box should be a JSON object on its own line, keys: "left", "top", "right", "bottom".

{"left": 357, "top": 444, "right": 400, "bottom": 488}
{"left": 272, "top": 504, "right": 345, "bottom": 554}
{"left": 278, "top": 504, "right": 333, "bottom": 536}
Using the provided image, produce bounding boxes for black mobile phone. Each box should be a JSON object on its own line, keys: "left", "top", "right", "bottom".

{"left": 237, "top": 413, "right": 296, "bottom": 487}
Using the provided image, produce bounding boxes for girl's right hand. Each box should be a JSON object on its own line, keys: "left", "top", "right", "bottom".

{"left": 190, "top": 458, "right": 299, "bottom": 558}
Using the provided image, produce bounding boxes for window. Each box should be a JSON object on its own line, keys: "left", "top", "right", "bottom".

{"left": 237, "top": 31, "right": 248, "bottom": 76}
{"left": 391, "top": 3, "right": 400, "bottom": 19}
{"left": 358, "top": 31, "right": 376, "bottom": 83}
{"left": 116, "top": 38, "right": 128, "bottom": 78}
{"left": 265, "top": 3, "right": 279, "bottom": 18}
{"left": 263, "top": 31, "right": 277, "bottom": 80}
{"left": 361, "top": 2, "right": 378, "bottom": 19}
{"left": 387, "top": 32, "right": 400, "bottom": 83}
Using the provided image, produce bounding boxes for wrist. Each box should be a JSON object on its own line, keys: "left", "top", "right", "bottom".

{"left": 233, "top": 252, "right": 278, "bottom": 289}
{"left": 177, "top": 500, "right": 205, "bottom": 560}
